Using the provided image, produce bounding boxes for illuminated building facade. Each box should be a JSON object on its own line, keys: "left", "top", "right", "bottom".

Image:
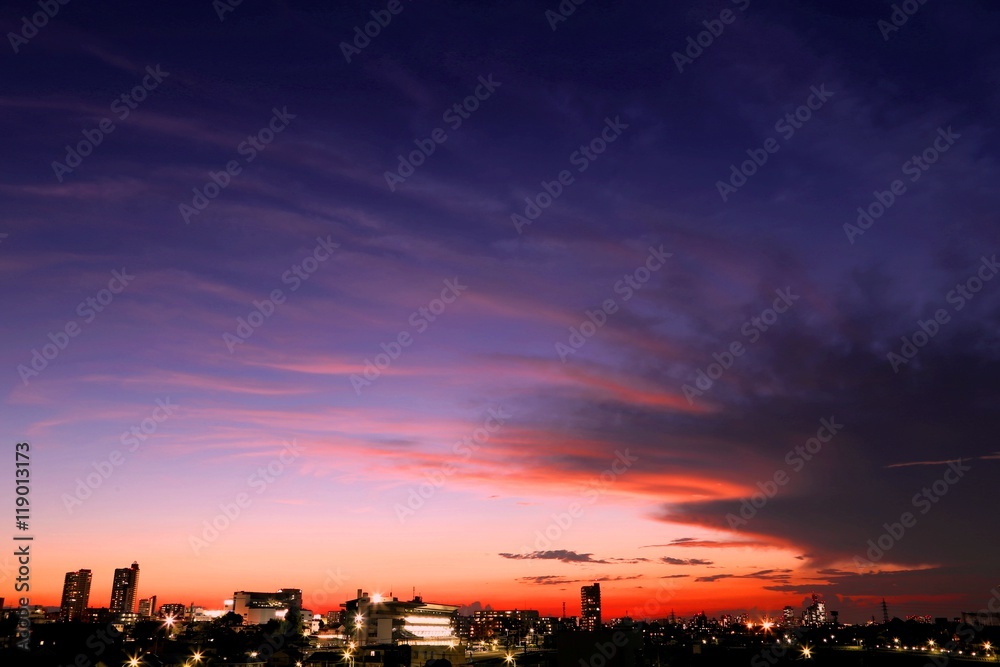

{"left": 803, "top": 594, "right": 827, "bottom": 626}
{"left": 138, "top": 595, "right": 157, "bottom": 619}
{"left": 160, "top": 603, "right": 187, "bottom": 619}
{"left": 233, "top": 588, "right": 303, "bottom": 625}
{"left": 470, "top": 609, "right": 540, "bottom": 642}
{"left": 581, "top": 583, "right": 601, "bottom": 632}
{"left": 344, "top": 590, "right": 460, "bottom": 647}
{"left": 110, "top": 562, "right": 140, "bottom": 615}
{"left": 60, "top": 569, "right": 92, "bottom": 621}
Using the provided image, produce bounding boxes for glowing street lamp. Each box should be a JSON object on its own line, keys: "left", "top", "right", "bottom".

{"left": 127, "top": 657, "right": 141, "bottom": 667}
{"left": 801, "top": 646, "right": 813, "bottom": 659}
{"left": 504, "top": 653, "right": 515, "bottom": 666}
{"left": 354, "top": 613, "right": 365, "bottom": 648}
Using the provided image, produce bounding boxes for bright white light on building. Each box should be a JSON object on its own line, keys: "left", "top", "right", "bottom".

{"left": 403, "top": 615, "right": 452, "bottom": 625}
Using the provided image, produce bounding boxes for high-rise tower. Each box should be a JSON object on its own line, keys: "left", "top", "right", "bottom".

{"left": 60, "top": 569, "right": 92, "bottom": 621}
{"left": 110, "top": 561, "right": 140, "bottom": 614}
{"left": 581, "top": 583, "right": 601, "bottom": 631}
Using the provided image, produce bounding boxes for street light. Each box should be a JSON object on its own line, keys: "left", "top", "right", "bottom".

{"left": 504, "top": 652, "right": 515, "bottom": 667}
{"left": 801, "top": 646, "right": 813, "bottom": 660}
{"left": 164, "top": 616, "right": 176, "bottom": 638}
{"left": 355, "top": 613, "right": 365, "bottom": 647}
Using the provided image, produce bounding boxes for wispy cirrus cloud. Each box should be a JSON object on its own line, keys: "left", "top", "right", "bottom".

{"left": 696, "top": 569, "right": 794, "bottom": 584}
{"left": 643, "top": 538, "right": 770, "bottom": 549}
{"left": 499, "top": 550, "right": 607, "bottom": 564}
{"left": 661, "top": 557, "right": 714, "bottom": 566}
{"left": 517, "top": 575, "right": 644, "bottom": 585}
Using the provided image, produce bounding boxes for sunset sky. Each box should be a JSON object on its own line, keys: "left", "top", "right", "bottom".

{"left": 2, "top": 0, "right": 999, "bottom": 624}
